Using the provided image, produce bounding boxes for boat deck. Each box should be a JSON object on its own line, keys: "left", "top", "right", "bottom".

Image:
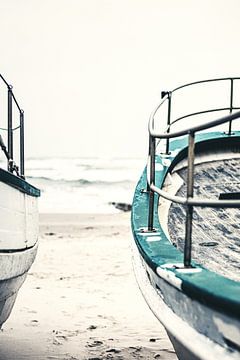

{"left": 167, "top": 157, "right": 240, "bottom": 282}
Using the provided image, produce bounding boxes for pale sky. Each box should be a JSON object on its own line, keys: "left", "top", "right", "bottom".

{"left": 0, "top": 0, "right": 240, "bottom": 159}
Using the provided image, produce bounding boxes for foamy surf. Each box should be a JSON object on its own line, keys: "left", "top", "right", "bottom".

{"left": 22, "top": 157, "right": 143, "bottom": 213}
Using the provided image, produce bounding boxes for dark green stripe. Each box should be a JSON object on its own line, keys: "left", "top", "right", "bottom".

{"left": 0, "top": 168, "right": 40, "bottom": 197}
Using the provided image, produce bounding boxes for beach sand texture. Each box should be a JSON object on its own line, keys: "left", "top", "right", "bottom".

{"left": 0, "top": 213, "right": 177, "bottom": 360}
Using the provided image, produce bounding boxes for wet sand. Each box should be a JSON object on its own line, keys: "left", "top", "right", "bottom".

{"left": 0, "top": 213, "right": 177, "bottom": 360}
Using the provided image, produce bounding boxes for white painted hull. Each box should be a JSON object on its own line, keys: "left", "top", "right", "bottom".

{"left": 0, "top": 178, "right": 39, "bottom": 327}
{"left": 131, "top": 239, "right": 240, "bottom": 360}
{"left": 0, "top": 180, "right": 38, "bottom": 251}
{"left": 0, "top": 243, "right": 38, "bottom": 326}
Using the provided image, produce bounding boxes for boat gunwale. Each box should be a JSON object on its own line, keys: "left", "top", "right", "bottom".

{"left": 0, "top": 167, "right": 40, "bottom": 197}
{"left": 131, "top": 131, "right": 240, "bottom": 319}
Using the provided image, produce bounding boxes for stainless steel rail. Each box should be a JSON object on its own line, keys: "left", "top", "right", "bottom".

{"left": 0, "top": 74, "right": 25, "bottom": 177}
{"left": 149, "top": 110, "right": 240, "bottom": 139}
{"left": 149, "top": 184, "right": 240, "bottom": 208}
{"left": 146, "top": 77, "right": 240, "bottom": 267}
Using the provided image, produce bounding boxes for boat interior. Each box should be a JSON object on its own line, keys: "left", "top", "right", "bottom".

{"left": 147, "top": 77, "right": 240, "bottom": 276}
{"left": 131, "top": 77, "right": 240, "bottom": 360}
{"left": 164, "top": 145, "right": 240, "bottom": 282}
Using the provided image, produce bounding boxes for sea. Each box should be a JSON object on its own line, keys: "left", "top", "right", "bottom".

{"left": 23, "top": 157, "right": 145, "bottom": 214}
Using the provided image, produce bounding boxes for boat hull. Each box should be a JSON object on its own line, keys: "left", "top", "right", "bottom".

{"left": 167, "top": 333, "right": 201, "bottom": 360}
{"left": 131, "top": 240, "right": 240, "bottom": 360}
{"left": 0, "top": 169, "right": 40, "bottom": 327}
{"left": 0, "top": 239, "right": 38, "bottom": 328}
{"left": 131, "top": 133, "right": 240, "bottom": 360}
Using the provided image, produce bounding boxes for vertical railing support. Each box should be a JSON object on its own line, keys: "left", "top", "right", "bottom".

{"left": 184, "top": 131, "right": 195, "bottom": 267}
{"left": 147, "top": 134, "right": 151, "bottom": 192}
{"left": 8, "top": 85, "right": 13, "bottom": 172}
{"left": 228, "top": 78, "right": 234, "bottom": 135}
{"left": 166, "top": 91, "right": 172, "bottom": 154}
{"left": 20, "top": 110, "right": 25, "bottom": 178}
{"left": 148, "top": 135, "right": 156, "bottom": 231}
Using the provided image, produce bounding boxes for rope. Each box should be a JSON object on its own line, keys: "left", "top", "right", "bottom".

{"left": 0, "top": 125, "right": 21, "bottom": 131}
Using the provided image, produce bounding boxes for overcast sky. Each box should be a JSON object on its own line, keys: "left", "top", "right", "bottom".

{"left": 0, "top": 0, "right": 240, "bottom": 159}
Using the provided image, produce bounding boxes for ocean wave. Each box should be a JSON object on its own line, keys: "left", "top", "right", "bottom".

{"left": 26, "top": 176, "right": 134, "bottom": 186}
{"left": 25, "top": 157, "right": 143, "bottom": 186}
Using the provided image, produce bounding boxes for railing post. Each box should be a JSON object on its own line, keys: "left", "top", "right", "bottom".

{"left": 147, "top": 134, "right": 151, "bottom": 192}
{"left": 228, "top": 78, "right": 234, "bottom": 135}
{"left": 20, "top": 110, "right": 25, "bottom": 178}
{"left": 184, "top": 131, "right": 195, "bottom": 267}
{"left": 148, "top": 135, "right": 156, "bottom": 231}
{"left": 8, "top": 85, "right": 13, "bottom": 172}
{"left": 166, "top": 91, "right": 172, "bottom": 154}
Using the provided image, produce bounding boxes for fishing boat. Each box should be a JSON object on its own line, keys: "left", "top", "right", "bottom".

{"left": 131, "top": 78, "right": 240, "bottom": 360}
{"left": 0, "top": 74, "right": 40, "bottom": 327}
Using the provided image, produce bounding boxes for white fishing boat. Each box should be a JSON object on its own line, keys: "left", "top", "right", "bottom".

{"left": 131, "top": 78, "right": 240, "bottom": 360}
{"left": 0, "top": 74, "right": 40, "bottom": 327}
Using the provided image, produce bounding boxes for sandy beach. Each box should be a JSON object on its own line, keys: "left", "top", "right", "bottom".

{"left": 0, "top": 213, "right": 177, "bottom": 360}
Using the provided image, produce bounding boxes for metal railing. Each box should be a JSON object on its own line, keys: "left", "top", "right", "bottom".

{"left": 147, "top": 78, "right": 240, "bottom": 267}
{"left": 0, "top": 74, "right": 25, "bottom": 178}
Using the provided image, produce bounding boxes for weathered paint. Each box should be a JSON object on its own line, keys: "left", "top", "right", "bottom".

{"left": 0, "top": 180, "right": 39, "bottom": 250}
{"left": 131, "top": 131, "right": 240, "bottom": 320}
{"left": 131, "top": 236, "right": 239, "bottom": 360}
{"left": 0, "top": 168, "right": 40, "bottom": 197}
{"left": 0, "top": 170, "right": 40, "bottom": 327}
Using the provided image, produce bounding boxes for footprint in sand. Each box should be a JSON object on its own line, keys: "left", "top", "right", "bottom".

{"left": 86, "top": 340, "right": 104, "bottom": 348}
{"left": 52, "top": 329, "right": 82, "bottom": 345}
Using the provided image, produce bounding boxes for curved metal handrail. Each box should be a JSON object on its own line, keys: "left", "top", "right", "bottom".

{"left": 170, "top": 107, "right": 240, "bottom": 128}
{"left": 149, "top": 77, "right": 240, "bottom": 141}
{"left": 0, "top": 74, "right": 22, "bottom": 113}
{"left": 0, "top": 73, "right": 25, "bottom": 177}
{"left": 0, "top": 74, "right": 8, "bottom": 87}
{"left": 146, "top": 77, "right": 240, "bottom": 267}
{"left": 149, "top": 109, "right": 240, "bottom": 139}
{"left": 150, "top": 184, "right": 240, "bottom": 208}
{"left": 147, "top": 109, "right": 240, "bottom": 209}
{"left": 171, "top": 76, "right": 240, "bottom": 93}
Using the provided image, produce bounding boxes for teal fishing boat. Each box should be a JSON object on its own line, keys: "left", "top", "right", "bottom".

{"left": 131, "top": 78, "right": 240, "bottom": 360}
